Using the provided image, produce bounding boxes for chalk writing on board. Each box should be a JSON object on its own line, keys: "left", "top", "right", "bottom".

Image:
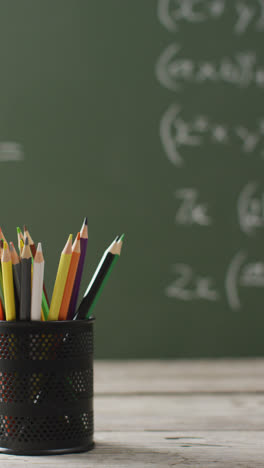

{"left": 160, "top": 104, "right": 263, "bottom": 166}
{"left": 156, "top": 45, "right": 264, "bottom": 91}
{"left": 238, "top": 181, "right": 264, "bottom": 235}
{"left": 166, "top": 264, "right": 219, "bottom": 301}
{"left": 175, "top": 188, "right": 211, "bottom": 226}
{"left": 225, "top": 251, "right": 264, "bottom": 309}
{"left": 0, "top": 143, "right": 24, "bottom": 162}
{"left": 157, "top": 0, "right": 264, "bottom": 35}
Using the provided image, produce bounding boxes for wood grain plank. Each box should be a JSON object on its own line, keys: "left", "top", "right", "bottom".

{"left": 95, "top": 394, "right": 264, "bottom": 431}
{"left": 0, "top": 432, "right": 263, "bottom": 467}
{"left": 95, "top": 359, "right": 264, "bottom": 394}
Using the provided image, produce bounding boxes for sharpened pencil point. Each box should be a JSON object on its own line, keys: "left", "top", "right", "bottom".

{"left": 23, "top": 225, "right": 27, "bottom": 232}
{"left": 84, "top": 217, "right": 88, "bottom": 225}
{"left": 25, "top": 237, "right": 29, "bottom": 246}
{"left": 9, "top": 242, "right": 13, "bottom": 252}
{"left": 37, "top": 242, "right": 42, "bottom": 252}
{"left": 77, "top": 232, "right": 81, "bottom": 240}
{"left": 119, "top": 233, "right": 125, "bottom": 241}
{"left": 17, "top": 227, "right": 21, "bottom": 234}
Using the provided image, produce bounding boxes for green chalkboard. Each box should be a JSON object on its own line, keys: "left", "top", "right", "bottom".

{"left": 0, "top": 0, "right": 264, "bottom": 357}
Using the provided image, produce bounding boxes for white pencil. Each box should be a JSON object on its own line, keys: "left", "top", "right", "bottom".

{"left": 31, "top": 242, "right": 44, "bottom": 321}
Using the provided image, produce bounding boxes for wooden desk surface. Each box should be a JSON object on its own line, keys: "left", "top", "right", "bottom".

{"left": 1, "top": 359, "right": 264, "bottom": 467}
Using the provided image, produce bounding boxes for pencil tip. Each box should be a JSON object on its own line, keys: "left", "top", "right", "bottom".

{"left": 9, "top": 242, "right": 13, "bottom": 252}
{"left": 24, "top": 236, "right": 29, "bottom": 245}
{"left": 37, "top": 242, "right": 42, "bottom": 252}
{"left": 119, "top": 233, "right": 125, "bottom": 241}
{"left": 17, "top": 227, "right": 21, "bottom": 234}
{"left": 23, "top": 225, "right": 27, "bottom": 232}
{"left": 77, "top": 232, "right": 81, "bottom": 240}
{"left": 84, "top": 217, "right": 88, "bottom": 225}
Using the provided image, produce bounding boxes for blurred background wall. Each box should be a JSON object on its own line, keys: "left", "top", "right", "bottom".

{"left": 0, "top": 0, "right": 263, "bottom": 358}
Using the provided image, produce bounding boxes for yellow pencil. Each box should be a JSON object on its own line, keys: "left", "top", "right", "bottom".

{"left": 47, "top": 234, "right": 72, "bottom": 321}
{"left": 2, "top": 242, "right": 16, "bottom": 321}
{"left": 19, "top": 238, "right": 24, "bottom": 258}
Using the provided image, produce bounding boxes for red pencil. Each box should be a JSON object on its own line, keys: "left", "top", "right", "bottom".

{"left": 0, "top": 299, "right": 5, "bottom": 320}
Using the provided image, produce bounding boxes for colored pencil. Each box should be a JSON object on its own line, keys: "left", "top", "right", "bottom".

{"left": 42, "top": 292, "right": 49, "bottom": 321}
{"left": 20, "top": 237, "right": 31, "bottom": 321}
{"left": 2, "top": 242, "right": 16, "bottom": 321}
{"left": 19, "top": 238, "right": 24, "bottom": 257}
{"left": 0, "top": 299, "right": 4, "bottom": 320}
{"left": 47, "top": 234, "right": 72, "bottom": 321}
{"left": 59, "top": 232, "right": 81, "bottom": 320}
{"left": 0, "top": 228, "right": 8, "bottom": 248}
{"left": 9, "top": 242, "right": 21, "bottom": 311}
{"left": 31, "top": 243, "right": 44, "bottom": 321}
{"left": 74, "top": 234, "right": 124, "bottom": 320}
{"left": 23, "top": 225, "right": 36, "bottom": 256}
{"left": 17, "top": 227, "right": 24, "bottom": 252}
{"left": 0, "top": 268, "right": 5, "bottom": 312}
{"left": 24, "top": 225, "right": 50, "bottom": 306}
{"left": 67, "top": 218, "right": 88, "bottom": 320}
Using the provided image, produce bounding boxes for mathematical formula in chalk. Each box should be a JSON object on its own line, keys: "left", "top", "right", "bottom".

{"left": 158, "top": 0, "right": 264, "bottom": 35}
{"left": 166, "top": 264, "right": 219, "bottom": 301}
{"left": 238, "top": 181, "right": 264, "bottom": 235}
{"left": 160, "top": 104, "right": 264, "bottom": 166}
{"left": 175, "top": 189, "right": 211, "bottom": 226}
{"left": 166, "top": 253, "right": 264, "bottom": 310}
{"left": 0, "top": 143, "right": 24, "bottom": 162}
{"left": 156, "top": 46, "right": 264, "bottom": 91}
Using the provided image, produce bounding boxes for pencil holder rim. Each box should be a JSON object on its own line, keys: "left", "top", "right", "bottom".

{"left": 0, "top": 317, "right": 95, "bottom": 329}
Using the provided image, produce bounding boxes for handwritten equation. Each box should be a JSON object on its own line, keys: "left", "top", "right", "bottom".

{"left": 166, "top": 253, "right": 264, "bottom": 309}
{"left": 158, "top": 0, "right": 264, "bottom": 35}
{"left": 160, "top": 104, "right": 264, "bottom": 166}
{"left": 0, "top": 143, "right": 24, "bottom": 162}
{"left": 156, "top": 1, "right": 264, "bottom": 313}
{"left": 175, "top": 188, "right": 211, "bottom": 226}
{"left": 156, "top": 46, "right": 264, "bottom": 91}
{"left": 238, "top": 181, "right": 264, "bottom": 235}
{"left": 174, "top": 182, "right": 264, "bottom": 236}
{"left": 166, "top": 264, "right": 219, "bottom": 301}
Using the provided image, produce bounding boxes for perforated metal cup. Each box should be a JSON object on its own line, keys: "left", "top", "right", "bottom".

{"left": 0, "top": 319, "right": 94, "bottom": 455}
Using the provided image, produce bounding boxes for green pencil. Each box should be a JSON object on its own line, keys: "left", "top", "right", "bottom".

{"left": 73, "top": 234, "right": 124, "bottom": 320}
{"left": 42, "top": 291, "right": 49, "bottom": 321}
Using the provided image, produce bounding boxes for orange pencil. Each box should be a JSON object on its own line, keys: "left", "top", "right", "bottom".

{"left": 58, "top": 233, "right": 81, "bottom": 320}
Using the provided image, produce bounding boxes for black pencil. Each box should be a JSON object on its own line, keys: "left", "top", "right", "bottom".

{"left": 74, "top": 234, "right": 124, "bottom": 320}
{"left": 20, "top": 236, "right": 31, "bottom": 321}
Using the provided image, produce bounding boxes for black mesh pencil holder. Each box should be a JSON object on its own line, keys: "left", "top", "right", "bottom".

{"left": 0, "top": 318, "right": 94, "bottom": 455}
